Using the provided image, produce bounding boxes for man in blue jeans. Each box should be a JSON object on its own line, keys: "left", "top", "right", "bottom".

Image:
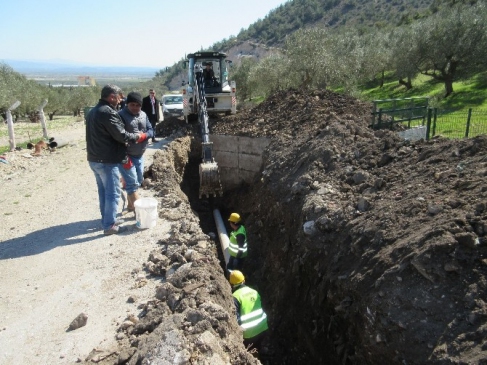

{"left": 119, "top": 91, "right": 154, "bottom": 191}
{"left": 86, "top": 85, "right": 147, "bottom": 235}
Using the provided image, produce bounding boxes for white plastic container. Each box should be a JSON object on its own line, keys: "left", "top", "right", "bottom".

{"left": 134, "top": 198, "right": 158, "bottom": 229}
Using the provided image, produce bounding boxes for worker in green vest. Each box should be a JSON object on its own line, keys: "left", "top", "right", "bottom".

{"left": 229, "top": 270, "right": 269, "bottom": 355}
{"left": 227, "top": 212, "right": 248, "bottom": 273}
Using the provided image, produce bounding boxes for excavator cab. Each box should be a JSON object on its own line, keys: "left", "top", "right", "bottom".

{"left": 183, "top": 51, "right": 237, "bottom": 120}
{"left": 189, "top": 58, "right": 223, "bottom": 92}
{"left": 202, "top": 61, "right": 220, "bottom": 88}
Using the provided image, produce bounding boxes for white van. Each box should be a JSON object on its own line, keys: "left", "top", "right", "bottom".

{"left": 161, "top": 94, "right": 184, "bottom": 119}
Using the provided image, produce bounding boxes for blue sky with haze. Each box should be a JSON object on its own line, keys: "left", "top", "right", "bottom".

{"left": 0, "top": 0, "right": 288, "bottom": 69}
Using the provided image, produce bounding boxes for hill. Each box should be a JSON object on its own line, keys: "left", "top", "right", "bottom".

{"left": 164, "top": 0, "right": 442, "bottom": 90}
{"left": 235, "top": 0, "right": 436, "bottom": 46}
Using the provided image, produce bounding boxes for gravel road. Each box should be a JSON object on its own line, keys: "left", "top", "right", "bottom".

{"left": 0, "top": 122, "right": 170, "bottom": 364}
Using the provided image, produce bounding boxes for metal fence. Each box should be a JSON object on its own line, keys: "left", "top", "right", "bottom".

{"left": 371, "top": 98, "right": 487, "bottom": 140}
{"left": 371, "top": 97, "right": 429, "bottom": 130}
{"left": 429, "top": 108, "right": 487, "bottom": 139}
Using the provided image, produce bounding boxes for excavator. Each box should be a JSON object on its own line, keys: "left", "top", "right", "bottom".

{"left": 182, "top": 52, "right": 236, "bottom": 198}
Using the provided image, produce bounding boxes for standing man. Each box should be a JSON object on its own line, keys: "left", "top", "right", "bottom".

{"left": 86, "top": 84, "right": 147, "bottom": 235}
{"left": 229, "top": 270, "right": 269, "bottom": 355}
{"left": 227, "top": 213, "right": 248, "bottom": 273}
{"left": 119, "top": 91, "right": 154, "bottom": 191}
{"left": 142, "top": 88, "right": 160, "bottom": 143}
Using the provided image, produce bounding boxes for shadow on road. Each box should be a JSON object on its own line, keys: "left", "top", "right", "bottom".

{"left": 0, "top": 219, "right": 104, "bottom": 259}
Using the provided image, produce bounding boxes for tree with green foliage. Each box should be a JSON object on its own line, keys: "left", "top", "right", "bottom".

{"left": 44, "top": 88, "right": 67, "bottom": 120}
{"left": 323, "top": 28, "right": 373, "bottom": 93}
{"left": 388, "top": 27, "right": 418, "bottom": 90}
{"left": 360, "top": 30, "right": 394, "bottom": 89}
{"left": 0, "top": 63, "right": 48, "bottom": 121}
{"left": 66, "top": 86, "right": 99, "bottom": 117}
{"left": 410, "top": 2, "right": 487, "bottom": 96}
{"left": 248, "top": 54, "right": 290, "bottom": 97}
{"left": 284, "top": 28, "right": 332, "bottom": 89}
{"left": 232, "top": 57, "right": 258, "bottom": 101}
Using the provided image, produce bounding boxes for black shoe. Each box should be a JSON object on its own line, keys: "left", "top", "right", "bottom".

{"left": 152, "top": 138, "right": 159, "bottom": 143}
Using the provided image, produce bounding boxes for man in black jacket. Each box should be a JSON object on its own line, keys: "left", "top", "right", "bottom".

{"left": 86, "top": 84, "right": 147, "bottom": 235}
{"left": 141, "top": 89, "right": 160, "bottom": 143}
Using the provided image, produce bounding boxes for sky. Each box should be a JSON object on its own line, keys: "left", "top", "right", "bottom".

{"left": 0, "top": 0, "right": 288, "bottom": 70}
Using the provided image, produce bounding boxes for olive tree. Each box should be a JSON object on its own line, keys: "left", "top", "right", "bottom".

{"left": 0, "top": 63, "right": 26, "bottom": 120}
{"left": 66, "top": 86, "right": 99, "bottom": 117}
{"left": 0, "top": 63, "right": 48, "bottom": 121}
{"left": 410, "top": 1, "right": 487, "bottom": 96}
{"left": 283, "top": 27, "right": 389, "bottom": 93}
{"left": 248, "top": 54, "right": 290, "bottom": 98}
{"left": 232, "top": 57, "right": 258, "bottom": 101}
{"left": 360, "top": 30, "right": 395, "bottom": 89}
{"left": 388, "top": 26, "right": 419, "bottom": 90}
{"left": 284, "top": 28, "right": 332, "bottom": 89}
{"left": 324, "top": 29, "right": 375, "bottom": 93}
{"left": 44, "top": 87, "right": 67, "bottom": 120}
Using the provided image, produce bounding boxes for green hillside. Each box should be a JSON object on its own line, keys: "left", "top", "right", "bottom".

{"left": 237, "top": 0, "right": 435, "bottom": 46}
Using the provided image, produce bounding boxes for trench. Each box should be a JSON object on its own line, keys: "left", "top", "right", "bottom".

{"left": 177, "top": 134, "right": 350, "bottom": 365}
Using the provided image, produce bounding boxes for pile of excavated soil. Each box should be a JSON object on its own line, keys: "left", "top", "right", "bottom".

{"left": 210, "top": 89, "right": 487, "bottom": 364}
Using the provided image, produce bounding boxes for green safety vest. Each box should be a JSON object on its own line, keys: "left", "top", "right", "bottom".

{"left": 233, "top": 286, "right": 268, "bottom": 339}
{"left": 229, "top": 225, "right": 248, "bottom": 258}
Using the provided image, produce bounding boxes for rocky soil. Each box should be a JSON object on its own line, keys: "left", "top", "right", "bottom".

{"left": 213, "top": 89, "right": 487, "bottom": 364}
{"left": 1, "top": 88, "right": 486, "bottom": 365}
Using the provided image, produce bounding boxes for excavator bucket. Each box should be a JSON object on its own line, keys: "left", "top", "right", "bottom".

{"left": 199, "top": 141, "right": 223, "bottom": 198}
{"left": 199, "top": 161, "right": 223, "bottom": 198}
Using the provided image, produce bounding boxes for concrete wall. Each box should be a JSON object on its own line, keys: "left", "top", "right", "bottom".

{"left": 210, "top": 135, "right": 270, "bottom": 191}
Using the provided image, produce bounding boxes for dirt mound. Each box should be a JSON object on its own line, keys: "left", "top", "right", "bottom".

{"left": 211, "top": 89, "right": 487, "bottom": 364}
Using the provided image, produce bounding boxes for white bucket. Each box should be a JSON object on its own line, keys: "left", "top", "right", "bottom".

{"left": 134, "top": 198, "right": 158, "bottom": 229}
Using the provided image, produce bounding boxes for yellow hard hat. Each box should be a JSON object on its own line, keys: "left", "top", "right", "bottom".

{"left": 228, "top": 213, "right": 241, "bottom": 223}
{"left": 229, "top": 270, "right": 245, "bottom": 285}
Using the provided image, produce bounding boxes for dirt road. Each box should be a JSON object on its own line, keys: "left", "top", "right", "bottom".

{"left": 0, "top": 123, "right": 170, "bottom": 364}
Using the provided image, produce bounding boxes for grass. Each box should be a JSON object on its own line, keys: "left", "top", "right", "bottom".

{"left": 360, "top": 71, "right": 487, "bottom": 138}
{"left": 360, "top": 71, "right": 487, "bottom": 111}
{"left": 0, "top": 115, "right": 83, "bottom": 154}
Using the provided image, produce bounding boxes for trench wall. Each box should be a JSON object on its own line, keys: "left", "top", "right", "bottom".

{"left": 210, "top": 135, "right": 270, "bottom": 190}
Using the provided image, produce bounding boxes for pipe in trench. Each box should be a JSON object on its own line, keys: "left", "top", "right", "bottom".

{"left": 213, "top": 209, "right": 230, "bottom": 267}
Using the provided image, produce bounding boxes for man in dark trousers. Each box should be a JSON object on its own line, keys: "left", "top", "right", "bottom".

{"left": 86, "top": 84, "right": 146, "bottom": 235}
{"left": 141, "top": 89, "right": 160, "bottom": 143}
{"left": 227, "top": 212, "right": 248, "bottom": 273}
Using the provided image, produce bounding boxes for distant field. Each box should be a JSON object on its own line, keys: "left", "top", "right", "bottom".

{"left": 28, "top": 72, "right": 155, "bottom": 88}
{"left": 10, "top": 60, "right": 160, "bottom": 87}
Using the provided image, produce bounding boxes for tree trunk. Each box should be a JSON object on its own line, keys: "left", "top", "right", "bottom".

{"left": 398, "top": 76, "right": 413, "bottom": 90}
{"left": 444, "top": 77, "right": 454, "bottom": 97}
{"left": 379, "top": 70, "right": 385, "bottom": 88}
